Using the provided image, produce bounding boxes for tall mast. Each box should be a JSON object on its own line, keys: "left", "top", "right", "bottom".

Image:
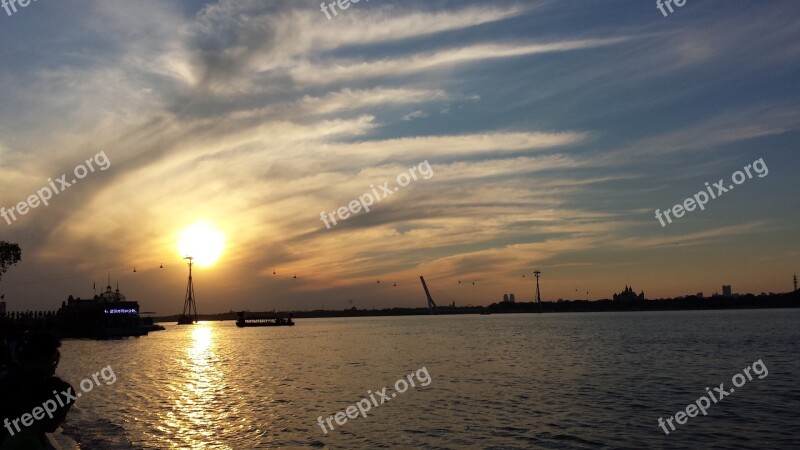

{"left": 180, "top": 256, "right": 198, "bottom": 324}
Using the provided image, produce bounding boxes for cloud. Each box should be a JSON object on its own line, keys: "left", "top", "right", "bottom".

{"left": 613, "top": 222, "right": 769, "bottom": 250}
{"left": 612, "top": 107, "right": 800, "bottom": 159}
{"left": 187, "top": 3, "right": 532, "bottom": 89}
{"left": 0, "top": 0, "right": 797, "bottom": 310}
{"left": 291, "top": 38, "right": 630, "bottom": 85}
{"left": 403, "top": 110, "right": 428, "bottom": 121}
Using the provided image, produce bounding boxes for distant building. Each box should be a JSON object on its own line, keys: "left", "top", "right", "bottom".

{"left": 501, "top": 294, "right": 515, "bottom": 303}
{"left": 722, "top": 285, "right": 732, "bottom": 297}
{"left": 696, "top": 292, "right": 704, "bottom": 299}
{"left": 613, "top": 286, "right": 644, "bottom": 301}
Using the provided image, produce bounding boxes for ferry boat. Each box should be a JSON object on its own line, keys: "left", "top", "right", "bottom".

{"left": 57, "top": 283, "right": 157, "bottom": 338}
{"left": 235, "top": 311, "right": 294, "bottom": 327}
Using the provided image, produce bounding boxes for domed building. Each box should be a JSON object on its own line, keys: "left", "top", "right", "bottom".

{"left": 97, "top": 283, "right": 127, "bottom": 302}
{"left": 613, "top": 286, "right": 644, "bottom": 302}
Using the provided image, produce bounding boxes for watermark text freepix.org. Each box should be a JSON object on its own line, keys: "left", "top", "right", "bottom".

{"left": 3, "top": 365, "right": 117, "bottom": 437}
{"left": 316, "top": 366, "right": 431, "bottom": 434}
{"left": 655, "top": 157, "right": 767, "bottom": 227}
{"left": 320, "top": 160, "right": 433, "bottom": 229}
{"left": 657, "top": 359, "right": 768, "bottom": 435}
{"left": 1, "top": 151, "right": 111, "bottom": 226}
{"left": 320, "top": 0, "right": 375, "bottom": 20}
{"left": 1, "top": 0, "right": 38, "bottom": 18}
{"left": 656, "top": 0, "right": 688, "bottom": 18}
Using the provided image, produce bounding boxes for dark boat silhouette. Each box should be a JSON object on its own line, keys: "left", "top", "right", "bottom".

{"left": 236, "top": 311, "right": 294, "bottom": 327}
{"left": 176, "top": 314, "right": 195, "bottom": 325}
{"left": 57, "top": 283, "right": 154, "bottom": 339}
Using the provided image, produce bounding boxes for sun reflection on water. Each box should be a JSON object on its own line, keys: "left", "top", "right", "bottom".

{"left": 162, "top": 323, "right": 230, "bottom": 449}
{"left": 190, "top": 325, "right": 213, "bottom": 357}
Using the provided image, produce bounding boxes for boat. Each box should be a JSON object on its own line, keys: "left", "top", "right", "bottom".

{"left": 176, "top": 314, "right": 196, "bottom": 325}
{"left": 139, "top": 313, "right": 166, "bottom": 332}
{"left": 57, "top": 283, "right": 150, "bottom": 339}
{"left": 140, "top": 322, "right": 166, "bottom": 332}
{"left": 236, "top": 311, "right": 294, "bottom": 327}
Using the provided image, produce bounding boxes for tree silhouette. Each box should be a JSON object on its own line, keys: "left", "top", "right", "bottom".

{"left": 0, "top": 241, "right": 22, "bottom": 283}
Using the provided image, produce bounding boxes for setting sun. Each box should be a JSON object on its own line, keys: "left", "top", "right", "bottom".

{"left": 177, "top": 221, "right": 226, "bottom": 267}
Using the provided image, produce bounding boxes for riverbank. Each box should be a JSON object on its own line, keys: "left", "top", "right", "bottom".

{"left": 152, "top": 290, "right": 799, "bottom": 323}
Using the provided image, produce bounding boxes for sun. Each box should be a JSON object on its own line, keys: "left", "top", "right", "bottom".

{"left": 177, "top": 221, "right": 226, "bottom": 267}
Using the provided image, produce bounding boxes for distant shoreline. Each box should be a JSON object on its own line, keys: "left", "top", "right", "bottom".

{"left": 152, "top": 291, "right": 800, "bottom": 323}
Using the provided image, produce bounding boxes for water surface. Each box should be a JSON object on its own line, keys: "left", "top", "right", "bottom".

{"left": 54, "top": 309, "right": 800, "bottom": 449}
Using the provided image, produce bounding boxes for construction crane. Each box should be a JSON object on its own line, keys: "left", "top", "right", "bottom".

{"left": 419, "top": 276, "right": 437, "bottom": 314}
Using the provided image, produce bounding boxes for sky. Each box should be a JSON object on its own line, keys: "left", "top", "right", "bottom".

{"left": 0, "top": 0, "right": 798, "bottom": 314}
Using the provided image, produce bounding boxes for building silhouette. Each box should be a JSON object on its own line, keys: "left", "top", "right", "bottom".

{"left": 722, "top": 285, "right": 732, "bottom": 297}
{"left": 613, "top": 286, "right": 644, "bottom": 301}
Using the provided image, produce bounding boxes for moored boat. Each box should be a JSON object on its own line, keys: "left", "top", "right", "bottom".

{"left": 58, "top": 283, "right": 149, "bottom": 339}
{"left": 235, "top": 311, "right": 294, "bottom": 327}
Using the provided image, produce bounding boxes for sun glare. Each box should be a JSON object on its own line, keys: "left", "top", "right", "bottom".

{"left": 178, "top": 221, "right": 226, "bottom": 267}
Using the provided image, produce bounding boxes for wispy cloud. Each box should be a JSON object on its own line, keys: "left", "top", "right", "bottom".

{"left": 0, "top": 0, "right": 797, "bottom": 310}
{"left": 292, "top": 38, "right": 630, "bottom": 85}
{"left": 403, "top": 110, "right": 428, "bottom": 121}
